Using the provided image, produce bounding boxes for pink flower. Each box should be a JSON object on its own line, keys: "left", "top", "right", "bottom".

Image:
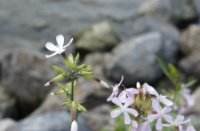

{"left": 148, "top": 101, "right": 172, "bottom": 130}
{"left": 132, "top": 121, "right": 152, "bottom": 131}
{"left": 118, "top": 88, "right": 139, "bottom": 104}
{"left": 110, "top": 97, "right": 138, "bottom": 125}
{"left": 107, "top": 76, "right": 124, "bottom": 101}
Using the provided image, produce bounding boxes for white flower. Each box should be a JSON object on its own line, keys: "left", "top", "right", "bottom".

{"left": 71, "top": 120, "right": 78, "bottom": 131}
{"left": 186, "top": 124, "right": 196, "bottom": 131}
{"left": 45, "top": 34, "right": 73, "bottom": 58}
{"left": 110, "top": 97, "right": 138, "bottom": 125}
{"left": 163, "top": 115, "right": 190, "bottom": 131}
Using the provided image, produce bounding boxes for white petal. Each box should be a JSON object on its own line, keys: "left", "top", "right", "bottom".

{"left": 163, "top": 114, "right": 173, "bottom": 123}
{"left": 63, "top": 38, "right": 73, "bottom": 48}
{"left": 147, "top": 114, "right": 159, "bottom": 122}
{"left": 126, "top": 108, "right": 138, "bottom": 117}
{"left": 152, "top": 100, "right": 161, "bottom": 113}
{"left": 110, "top": 109, "right": 122, "bottom": 118}
{"left": 160, "top": 96, "right": 173, "bottom": 106}
{"left": 45, "top": 42, "right": 58, "bottom": 51}
{"left": 111, "top": 97, "right": 123, "bottom": 107}
{"left": 56, "top": 34, "right": 64, "bottom": 47}
{"left": 46, "top": 52, "right": 58, "bottom": 58}
{"left": 156, "top": 118, "right": 163, "bottom": 130}
{"left": 118, "top": 91, "right": 127, "bottom": 103}
{"left": 71, "top": 120, "right": 78, "bottom": 131}
{"left": 123, "top": 112, "right": 131, "bottom": 125}
{"left": 143, "top": 83, "right": 158, "bottom": 96}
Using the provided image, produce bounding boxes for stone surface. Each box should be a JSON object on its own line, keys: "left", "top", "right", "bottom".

{"left": 138, "top": 0, "right": 198, "bottom": 23}
{"left": 180, "top": 25, "right": 200, "bottom": 55}
{"left": 104, "top": 32, "right": 178, "bottom": 85}
{"left": 75, "top": 22, "right": 120, "bottom": 52}
{"left": 0, "top": 86, "right": 17, "bottom": 119}
{"left": 6, "top": 111, "right": 91, "bottom": 131}
{"left": 179, "top": 52, "right": 200, "bottom": 78}
{"left": 0, "top": 119, "right": 16, "bottom": 131}
{"left": 1, "top": 49, "right": 55, "bottom": 117}
{"left": 191, "top": 87, "right": 200, "bottom": 114}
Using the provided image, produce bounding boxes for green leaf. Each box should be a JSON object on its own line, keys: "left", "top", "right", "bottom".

{"left": 51, "top": 74, "right": 66, "bottom": 83}
{"left": 169, "top": 64, "right": 179, "bottom": 82}
{"left": 65, "top": 55, "right": 76, "bottom": 70}
{"left": 80, "top": 71, "right": 94, "bottom": 79}
{"left": 77, "top": 103, "right": 87, "bottom": 112}
{"left": 51, "top": 65, "right": 66, "bottom": 74}
{"left": 74, "top": 53, "right": 80, "bottom": 65}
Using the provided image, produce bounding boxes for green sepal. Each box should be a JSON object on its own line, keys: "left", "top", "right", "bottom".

{"left": 65, "top": 54, "right": 76, "bottom": 70}
{"left": 80, "top": 71, "right": 94, "bottom": 79}
{"left": 77, "top": 103, "right": 87, "bottom": 112}
{"left": 74, "top": 53, "right": 80, "bottom": 65}
{"left": 51, "top": 65, "right": 66, "bottom": 74}
{"left": 51, "top": 73, "right": 66, "bottom": 83}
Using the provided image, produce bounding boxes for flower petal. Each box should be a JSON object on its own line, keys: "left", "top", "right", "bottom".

{"left": 160, "top": 96, "right": 173, "bottom": 106}
{"left": 111, "top": 97, "right": 123, "bottom": 107}
{"left": 123, "top": 112, "right": 131, "bottom": 125}
{"left": 63, "top": 38, "right": 73, "bottom": 48}
{"left": 163, "top": 114, "right": 173, "bottom": 123}
{"left": 126, "top": 108, "right": 138, "bottom": 117}
{"left": 110, "top": 109, "right": 122, "bottom": 118}
{"left": 46, "top": 52, "right": 58, "bottom": 58}
{"left": 156, "top": 118, "right": 163, "bottom": 130}
{"left": 186, "top": 125, "right": 196, "bottom": 131}
{"left": 56, "top": 34, "right": 64, "bottom": 47}
{"left": 162, "top": 107, "right": 172, "bottom": 113}
{"left": 118, "top": 91, "right": 127, "bottom": 103}
{"left": 132, "top": 120, "right": 138, "bottom": 128}
{"left": 141, "top": 122, "right": 152, "bottom": 131}
{"left": 71, "top": 120, "right": 78, "bottom": 131}
{"left": 147, "top": 114, "right": 159, "bottom": 122}
{"left": 143, "top": 83, "right": 158, "bottom": 96}
{"left": 45, "top": 42, "right": 58, "bottom": 51}
{"left": 113, "top": 75, "right": 124, "bottom": 88}
{"left": 127, "top": 88, "right": 139, "bottom": 95}
{"left": 152, "top": 100, "right": 161, "bottom": 113}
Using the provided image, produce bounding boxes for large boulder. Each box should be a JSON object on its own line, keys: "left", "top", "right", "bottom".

{"left": 138, "top": 0, "right": 198, "bottom": 23}
{"left": 180, "top": 25, "right": 200, "bottom": 55}
{"left": 0, "top": 48, "right": 55, "bottom": 118}
{"left": 0, "top": 119, "right": 16, "bottom": 131}
{"left": 6, "top": 111, "right": 91, "bottom": 131}
{"left": 74, "top": 22, "right": 120, "bottom": 52}
{"left": 104, "top": 32, "right": 179, "bottom": 85}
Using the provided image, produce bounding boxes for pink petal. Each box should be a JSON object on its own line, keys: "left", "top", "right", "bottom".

{"left": 163, "top": 114, "right": 172, "bottom": 123}
{"left": 147, "top": 114, "right": 159, "bottom": 122}
{"left": 126, "top": 108, "right": 138, "bottom": 117}
{"left": 45, "top": 42, "right": 58, "bottom": 51}
{"left": 186, "top": 125, "right": 196, "bottom": 131}
{"left": 123, "top": 112, "right": 131, "bottom": 125}
{"left": 127, "top": 88, "right": 139, "bottom": 95}
{"left": 178, "top": 125, "right": 183, "bottom": 131}
{"left": 110, "top": 109, "right": 122, "bottom": 118}
{"left": 162, "top": 107, "right": 172, "bottom": 113}
{"left": 156, "top": 118, "right": 163, "bottom": 130}
{"left": 160, "top": 96, "right": 173, "bottom": 106}
{"left": 143, "top": 83, "right": 158, "bottom": 96}
{"left": 118, "top": 91, "right": 127, "bottom": 103}
{"left": 132, "top": 120, "right": 138, "bottom": 128}
{"left": 56, "top": 34, "right": 64, "bottom": 47}
{"left": 152, "top": 100, "right": 161, "bottom": 113}
{"left": 141, "top": 122, "right": 152, "bottom": 131}
{"left": 111, "top": 97, "right": 123, "bottom": 107}
{"left": 107, "top": 92, "right": 114, "bottom": 101}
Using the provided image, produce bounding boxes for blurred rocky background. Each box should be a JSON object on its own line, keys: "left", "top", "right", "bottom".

{"left": 1, "top": 0, "right": 200, "bottom": 130}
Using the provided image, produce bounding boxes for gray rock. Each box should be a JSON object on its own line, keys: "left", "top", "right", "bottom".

{"left": 179, "top": 52, "right": 200, "bottom": 77}
{"left": 138, "top": 0, "right": 197, "bottom": 23}
{"left": 6, "top": 111, "right": 91, "bottom": 131}
{"left": 191, "top": 87, "right": 200, "bottom": 114}
{"left": 75, "top": 22, "right": 120, "bottom": 52}
{"left": 180, "top": 25, "right": 200, "bottom": 55}
{"left": 0, "top": 86, "right": 17, "bottom": 119}
{"left": 0, "top": 119, "right": 16, "bottom": 131}
{"left": 1, "top": 49, "right": 54, "bottom": 117}
{"left": 104, "top": 32, "right": 178, "bottom": 85}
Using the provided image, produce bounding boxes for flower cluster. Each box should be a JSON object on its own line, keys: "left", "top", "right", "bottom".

{"left": 104, "top": 77, "right": 196, "bottom": 131}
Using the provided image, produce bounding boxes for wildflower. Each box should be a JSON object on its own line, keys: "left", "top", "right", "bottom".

{"left": 70, "top": 120, "right": 78, "bottom": 131}
{"left": 45, "top": 34, "right": 73, "bottom": 58}
{"left": 110, "top": 97, "right": 138, "bottom": 125}
{"left": 132, "top": 121, "right": 152, "bottom": 131}
{"left": 147, "top": 101, "right": 172, "bottom": 130}
{"left": 118, "top": 88, "right": 139, "bottom": 103}
{"left": 107, "top": 76, "right": 124, "bottom": 101}
{"left": 163, "top": 115, "right": 191, "bottom": 131}
{"left": 186, "top": 124, "right": 196, "bottom": 131}
{"left": 142, "top": 83, "right": 173, "bottom": 106}
{"left": 180, "top": 89, "right": 195, "bottom": 113}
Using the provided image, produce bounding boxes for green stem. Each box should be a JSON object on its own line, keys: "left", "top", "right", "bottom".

{"left": 71, "top": 79, "right": 74, "bottom": 101}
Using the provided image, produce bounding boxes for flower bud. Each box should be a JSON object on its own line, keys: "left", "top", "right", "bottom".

{"left": 70, "top": 120, "right": 78, "bottom": 131}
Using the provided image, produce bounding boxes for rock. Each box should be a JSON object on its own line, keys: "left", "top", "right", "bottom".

{"left": 83, "top": 104, "right": 114, "bottom": 131}
{"left": 186, "top": 114, "right": 200, "bottom": 130}
{"left": 191, "top": 87, "right": 200, "bottom": 113}
{"left": 138, "top": 0, "right": 198, "bottom": 23}
{"left": 75, "top": 22, "right": 120, "bottom": 52}
{"left": 1, "top": 48, "right": 55, "bottom": 118}
{"left": 6, "top": 111, "right": 91, "bottom": 131}
{"left": 0, "top": 86, "right": 18, "bottom": 119}
{"left": 194, "top": 0, "right": 200, "bottom": 17}
{"left": 180, "top": 25, "right": 200, "bottom": 55}
{"left": 104, "top": 32, "right": 179, "bottom": 85}
{"left": 179, "top": 52, "right": 200, "bottom": 77}
{"left": 0, "top": 119, "right": 16, "bottom": 131}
